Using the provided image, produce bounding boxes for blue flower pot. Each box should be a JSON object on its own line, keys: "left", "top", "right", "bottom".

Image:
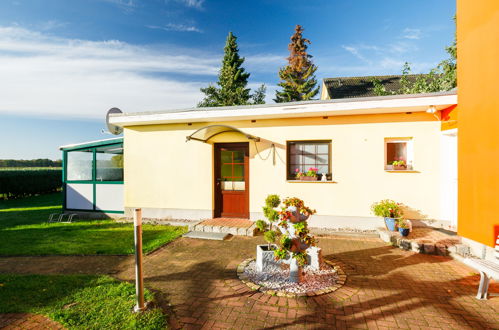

{"left": 398, "top": 228, "right": 410, "bottom": 237}
{"left": 384, "top": 217, "right": 397, "bottom": 231}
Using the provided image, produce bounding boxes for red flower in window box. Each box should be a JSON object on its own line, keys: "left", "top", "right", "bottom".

{"left": 392, "top": 159, "right": 407, "bottom": 170}
{"left": 298, "top": 167, "right": 318, "bottom": 180}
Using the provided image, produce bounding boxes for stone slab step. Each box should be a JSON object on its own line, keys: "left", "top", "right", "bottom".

{"left": 183, "top": 231, "right": 230, "bottom": 240}
{"left": 193, "top": 223, "right": 256, "bottom": 237}
{"left": 376, "top": 227, "right": 468, "bottom": 256}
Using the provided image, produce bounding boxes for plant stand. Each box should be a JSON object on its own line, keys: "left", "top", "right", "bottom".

{"left": 256, "top": 244, "right": 279, "bottom": 272}
{"left": 289, "top": 258, "right": 303, "bottom": 283}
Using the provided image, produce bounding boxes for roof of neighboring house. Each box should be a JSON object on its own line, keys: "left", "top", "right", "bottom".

{"left": 109, "top": 91, "right": 457, "bottom": 127}
{"left": 323, "top": 74, "right": 430, "bottom": 99}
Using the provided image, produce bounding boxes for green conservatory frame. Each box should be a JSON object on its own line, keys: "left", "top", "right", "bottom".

{"left": 60, "top": 137, "right": 124, "bottom": 214}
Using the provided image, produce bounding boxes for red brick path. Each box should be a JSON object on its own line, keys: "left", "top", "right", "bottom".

{"left": 119, "top": 236, "right": 499, "bottom": 329}
{"left": 0, "top": 236, "right": 498, "bottom": 329}
{"left": 408, "top": 227, "right": 461, "bottom": 246}
{"left": 0, "top": 313, "right": 64, "bottom": 329}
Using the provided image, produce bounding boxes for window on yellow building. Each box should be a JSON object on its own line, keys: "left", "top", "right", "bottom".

{"left": 287, "top": 141, "right": 331, "bottom": 180}
{"left": 385, "top": 138, "right": 413, "bottom": 170}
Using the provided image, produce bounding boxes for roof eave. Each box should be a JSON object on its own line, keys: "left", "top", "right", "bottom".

{"left": 109, "top": 92, "right": 457, "bottom": 127}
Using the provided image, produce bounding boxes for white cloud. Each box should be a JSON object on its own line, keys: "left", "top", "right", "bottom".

{"left": 341, "top": 45, "right": 368, "bottom": 62}
{"left": 0, "top": 26, "right": 284, "bottom": 120}
{"left": 244, "top": 54, "right": 285, "bottom": 72}
{"left": 39, "top": 20, "right": 68, "bottom": 31}
{"left": 402, "top": 28, "right": 422, "bottom": 40}
{"left": 0, "top": 26, "right": 222, "bottom": 119}
{"left": 321, "top": 40, "right": 434, "bottom": 77}
{"left": 147, "top": 23, "right": 203, "bottom": 33}
{"left": 100, "top": 0, "right": 136, "bottom": 8}
{"left": 168, "top": 0, "right": 205, "bottom": 10}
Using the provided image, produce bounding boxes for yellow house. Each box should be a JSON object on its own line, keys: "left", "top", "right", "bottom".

{"left": 109, "top": 91, "right": 457, "bottom": 230}
{"left": 456, "top": 0, "right": 499, "bottom": 260}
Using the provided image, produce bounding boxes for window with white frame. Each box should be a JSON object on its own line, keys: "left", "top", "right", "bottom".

{"left": 385, "top": 138, "right": 413, "bottom": 170}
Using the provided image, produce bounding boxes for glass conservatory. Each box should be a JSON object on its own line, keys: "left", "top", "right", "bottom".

{"left": 60, "top": 137, "right": 124, "bottom": 213}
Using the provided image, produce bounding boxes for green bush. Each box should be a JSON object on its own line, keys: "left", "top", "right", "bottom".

{"left": 255, "top": 219, "right": 267, "bottom": 232}
{"left": 0, "top": 169, "right": 61, "bottom": 198}
{"left": 263, "top": 230, "right": 277, "bottom": 245}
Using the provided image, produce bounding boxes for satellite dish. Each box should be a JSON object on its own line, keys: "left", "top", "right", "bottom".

{"left": 106, "top": 107, "right": 123, "bottom": 135}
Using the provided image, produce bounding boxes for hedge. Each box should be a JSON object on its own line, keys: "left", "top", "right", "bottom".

{"left": 0, "top": 169, "right": 62, "bottom": 198}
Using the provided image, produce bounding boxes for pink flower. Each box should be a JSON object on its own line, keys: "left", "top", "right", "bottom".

{"left": 295, "top": 168, "right": 299, "bottom": 172}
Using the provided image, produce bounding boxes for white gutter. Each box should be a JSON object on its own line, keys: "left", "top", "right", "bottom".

{"left": 109, "top": 93, "right": 457, "bottom": 127}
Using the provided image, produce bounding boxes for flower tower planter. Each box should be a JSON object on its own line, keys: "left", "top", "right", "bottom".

{"left": 274, "top": 198, "right": 317, "bottom": 283}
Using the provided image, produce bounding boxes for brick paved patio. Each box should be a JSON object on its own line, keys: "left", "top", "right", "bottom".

{"left": 117, "top": 235, "right": 499, "bottom": 329}
{"left": 0, "top": 313, "right": 64, "bottom": 329}
{"left": 0, "top": 235, "right": 497, "bottom": 329}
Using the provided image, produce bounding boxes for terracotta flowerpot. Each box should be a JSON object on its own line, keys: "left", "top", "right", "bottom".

{"left": 289, "top": 212, "right": 310, "bottom": 224}
{"left": 393, "top": 165, "right": 407, "bottom": 170}
{"left": 300, "top": 176, "right": 318, "bottom": 181}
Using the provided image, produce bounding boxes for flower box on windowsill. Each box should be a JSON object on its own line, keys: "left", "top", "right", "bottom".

{"left": 300, "top": 176, "right": 318, "bottom": 181}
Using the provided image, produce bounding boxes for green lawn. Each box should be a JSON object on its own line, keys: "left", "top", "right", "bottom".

{"left": 0, "top": 274, "right": 166, "bottom": 329}
{"left": 0, "top": 193, "right": 187, "bottom": 255}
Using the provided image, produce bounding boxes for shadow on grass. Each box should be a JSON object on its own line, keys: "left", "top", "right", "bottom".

{"left": 0, "top": 192, "right": 187, "bottom": 256}
{"left": 0, "top": 273, "right": 166, "bottom": 329}
{"left": 0, "top": 192, "right": 62, "bottom": 211}
{"left": 0, "top": 222, "right": 186, "bottom": 255}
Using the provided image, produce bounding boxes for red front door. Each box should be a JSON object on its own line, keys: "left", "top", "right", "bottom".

{"left": 214, "top": 143, "right": 249, "bottom": 218}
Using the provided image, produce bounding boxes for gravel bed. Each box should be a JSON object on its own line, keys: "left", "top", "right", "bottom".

{"left": 243, "top": 260, "right": 338, "bottom": 294}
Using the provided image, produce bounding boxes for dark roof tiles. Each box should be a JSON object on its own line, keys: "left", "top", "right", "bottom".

{"left": 323, "top": 74, "right": 429, "bottom": 99}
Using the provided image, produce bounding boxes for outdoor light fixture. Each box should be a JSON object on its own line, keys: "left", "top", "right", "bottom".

{"left": 426, "top": 105, "right": 437, "bottom": 114}
{"left": 426, "top": 105, "right": 440, "bottom": 120}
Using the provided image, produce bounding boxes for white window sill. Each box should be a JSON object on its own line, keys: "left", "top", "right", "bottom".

{"left": 384, "top": 170, "right": 419, "bottom": 173}
{"left": 286, "top": 180, "right": 338, "bottom": 183}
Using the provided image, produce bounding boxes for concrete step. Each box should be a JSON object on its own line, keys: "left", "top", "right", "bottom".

{"left": 193, "top": 223, "right": 256, "bottom": 237}
{"left": 183, "top": 231, "right": 230, "bottom": 240}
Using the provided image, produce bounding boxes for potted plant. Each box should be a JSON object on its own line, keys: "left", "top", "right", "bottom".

{"left": 280, "top": 197, "right": 315, "bottom": 223}
{"left": 392, "top": 159, "right": 407, "bottom": 170}
{"left": 397, "top": 218, "right": 411, "bottom": 237}
{"left": 295, "top": 167, "right": 318, "bottom": 181}
{"left": 256, "top": 195, "right": 281, "bottom": 272}
{"left": 371, "top": 199, "right": 403, "bottom": 231}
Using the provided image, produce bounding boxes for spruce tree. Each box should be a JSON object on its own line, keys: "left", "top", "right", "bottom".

{"left": 274, "top": 25, "right": 319, "bottom": 103}
{"left": 198, "top": 32, "right": 265, "bottom": 107}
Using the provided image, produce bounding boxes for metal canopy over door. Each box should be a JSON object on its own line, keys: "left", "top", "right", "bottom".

{"left": 214, "top": 143, "right": 249, "bottom": 218}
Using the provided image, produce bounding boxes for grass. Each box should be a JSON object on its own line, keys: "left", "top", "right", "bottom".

{"left": 0, "top": 193, "right": 187, "bottom": 255}
{"left": 0, "top": 274, "right": 166, "bottom": 329}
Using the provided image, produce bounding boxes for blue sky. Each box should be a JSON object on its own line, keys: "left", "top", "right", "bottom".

{"left": 0, "top": 0, "right": 455, "bottom": 159}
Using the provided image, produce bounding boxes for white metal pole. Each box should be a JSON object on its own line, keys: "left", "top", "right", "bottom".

{"left": 133, "top": 208, "right": 145, "bottom": 312}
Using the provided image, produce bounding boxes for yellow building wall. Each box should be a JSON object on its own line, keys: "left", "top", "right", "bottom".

{"left": 457, "top": 0, "right": 499, "bottom": 247}
{"left": 124, "top": 112, "right": 444, "bottom": 224}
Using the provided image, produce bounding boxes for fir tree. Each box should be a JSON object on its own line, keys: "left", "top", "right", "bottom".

{"left": 274, "top": 25, "right": 319, "bottom": 103}
{"left": 198, "top": 32, "right": 266, "bottom": 107}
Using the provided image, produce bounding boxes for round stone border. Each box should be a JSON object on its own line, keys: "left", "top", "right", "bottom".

{"left": 236, "top": 258, "right": 347, "bottom": 298}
